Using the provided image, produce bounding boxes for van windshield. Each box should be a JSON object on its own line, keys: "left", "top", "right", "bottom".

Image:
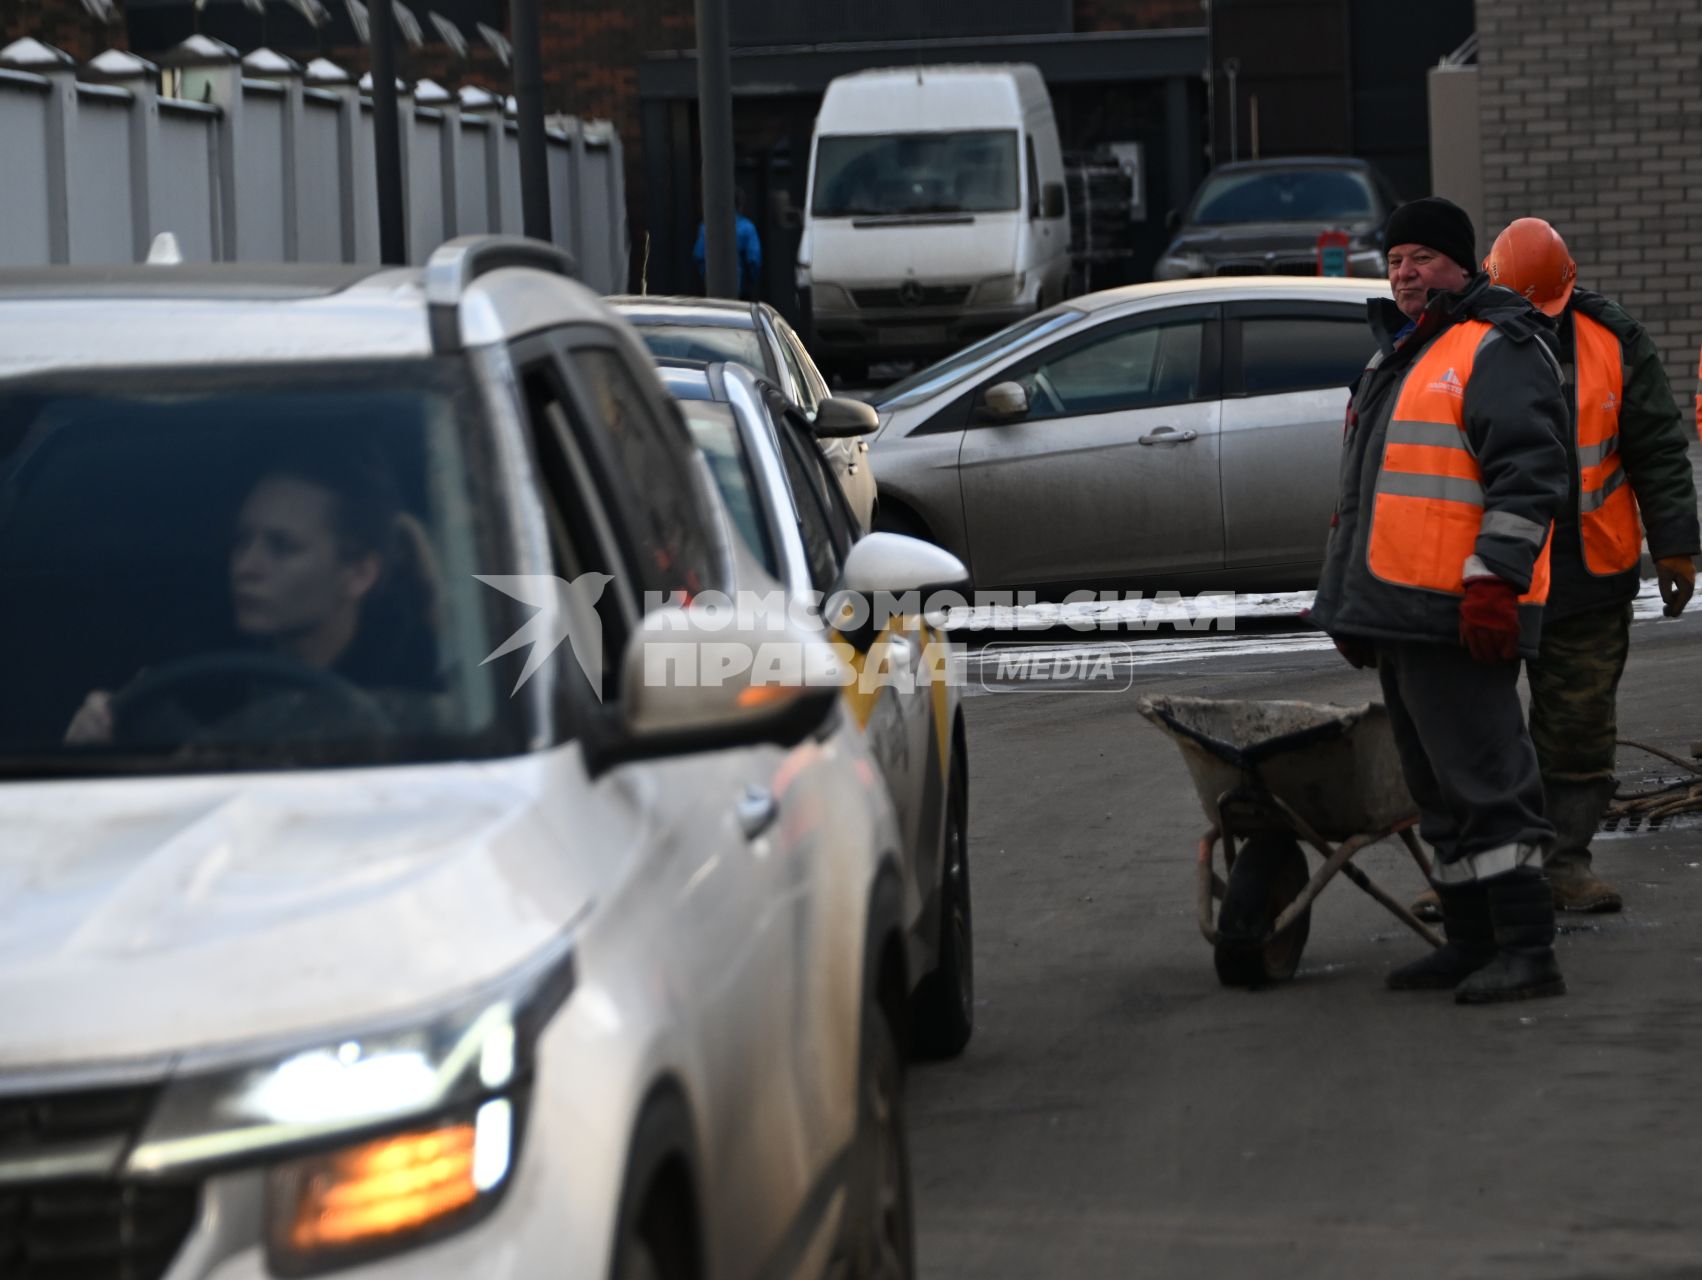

{"left": 812, "top": 131, "right": 1020, "bottom": 217}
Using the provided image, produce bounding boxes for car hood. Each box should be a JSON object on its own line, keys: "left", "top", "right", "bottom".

{"left": 0, "top": 755, "right": 603, "bottom": 1071}
{"left": 1168, "top": 219, "right": 1380, "bottom": 257}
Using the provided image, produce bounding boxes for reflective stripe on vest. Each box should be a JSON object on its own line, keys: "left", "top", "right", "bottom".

{"left": 1367, "top": 320, "right": 1552, "bottom": 603}
{"left": 1573, "top": 311, "right": 1641, "bottom": 576}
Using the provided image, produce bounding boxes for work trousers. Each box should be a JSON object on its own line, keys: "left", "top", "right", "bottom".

{"left": 1527, "top": 602, "right": 1634, "bottom": 786}
{"left": 1377, "top": 641, "right": 1554, "bottom": 884}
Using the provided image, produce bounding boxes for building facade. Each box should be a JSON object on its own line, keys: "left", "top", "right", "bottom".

{"left": 1474, "top": 0, "right": 1702, "bottom": 397}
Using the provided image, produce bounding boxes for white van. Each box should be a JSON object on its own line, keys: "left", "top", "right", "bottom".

{"left": 799, "top": 64, "right": 1071, "bottom": 379}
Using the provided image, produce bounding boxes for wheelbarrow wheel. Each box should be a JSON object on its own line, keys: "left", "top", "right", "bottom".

{"left": 1214, "top": 834, "right": 1312, "bottom": 988}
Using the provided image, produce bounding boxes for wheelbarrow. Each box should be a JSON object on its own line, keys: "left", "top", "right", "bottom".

{"left": 1138, "top": 695, "right": 1443, "bottom": 987}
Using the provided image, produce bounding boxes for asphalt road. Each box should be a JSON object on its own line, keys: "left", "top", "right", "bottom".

{"left": 908, "top": 607, "right": 1702, "bottom": 1280}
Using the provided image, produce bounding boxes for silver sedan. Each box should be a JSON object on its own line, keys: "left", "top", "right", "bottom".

{"left": 867, "top": 276, "right": 1391, "bottom": 593}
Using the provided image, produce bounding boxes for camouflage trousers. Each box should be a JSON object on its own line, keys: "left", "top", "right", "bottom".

{"left": 1527, "top": 602, "right": 1634, "bottom": 785}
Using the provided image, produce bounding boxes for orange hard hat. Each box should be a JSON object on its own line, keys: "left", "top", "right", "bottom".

{"left": 1484, "top": 217, "right": 1577, "bottom": 316}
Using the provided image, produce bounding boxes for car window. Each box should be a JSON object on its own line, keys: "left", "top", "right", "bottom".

{"left": 517, "top": 358, "right": 634, "bottom": 706}
{"left": 630, "top": 322, "right": 768, "bottom": 376}
{"left": 0, "top": 360, "right": 534, "bottom": 776}
{"left": 773, "top": 408, "right": 850, "bottom": 592}
{"left": 1239, "top": 316, "right": 1377, "bottom": 396}
{"left": 813, "top": 130, "right": 1019, "bottom": 217}
{"left": 570, "top": 346, "right": 717, "bottom": 600}
{"left": 771, "top": 321, "right": 818, "bottom": 416}
{"left": 1188, "top": 169, "right": 1376, "bottom": 224}
{"left": 875, "top": 309, "right": 1084, "bottom": 409}
{"left": 1016, "top": 319, "right": 1207, "bottom": 420}
{"left": 774, "top": 318, "right": 828, "bottom": 415}
{"left": 677, "top": 399, "right": 780, "bottom": 576}
{"left": 1026, "top": 135, "right": 1041, "bottom": 218}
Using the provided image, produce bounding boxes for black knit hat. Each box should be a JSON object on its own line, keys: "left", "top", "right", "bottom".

{"left": 1383, "top": 197, "right": 1478, "bottom": 274}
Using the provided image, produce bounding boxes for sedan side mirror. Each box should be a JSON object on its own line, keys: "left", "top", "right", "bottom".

{"left": 980, "top": 380, "right": 1030, "bottom": 423}
{"left": 1042, "top": 181, "right": 1066, "bottom": 220}
{"left": 1165, "top": 208, "right": 1180, "bottom": 233}
{"left": 828, "top": 532, "right": 970, "bottom": 649}
{"left": 812, "top": 396, "right": 880, "bottom": 438}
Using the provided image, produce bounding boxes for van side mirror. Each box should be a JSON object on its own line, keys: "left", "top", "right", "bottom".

{"left": 980, "top": 381, "right": 1030, "bottom": 423}
{"left": 1043, "top": 182, "right": 1066, "bottom": 220}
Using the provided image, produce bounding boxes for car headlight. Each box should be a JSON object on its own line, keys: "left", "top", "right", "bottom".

{"left": 1153, "top": 252, "right": 1206, "bottom": 280}
{"left": 973, "top": 273, "right": 1024, "bottom": 304}
{"left": 126, "top": 933, "right": 575, "bottom": 1273}
{"left": 1349, "top": 249, "right": 1386, "bottom": 276}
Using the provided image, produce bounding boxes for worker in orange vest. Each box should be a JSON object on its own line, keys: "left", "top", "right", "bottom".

{"left": 1477, "top": 218, "right": 1700, "bottom": 912}
{"left": 1312, "top": 197, "right": 1572, "bottom": 1004}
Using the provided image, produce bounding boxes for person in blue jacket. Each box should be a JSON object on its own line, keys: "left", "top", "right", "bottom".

{"left": 694, "top": 188, "right": 762, "bottom": 300}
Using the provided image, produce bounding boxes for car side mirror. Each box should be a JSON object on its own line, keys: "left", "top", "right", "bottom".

{"left": 980, "top": 380, "right": 1030, "bottom": 423}
{"left": 619, "top": 602, "right": 843, "bottom": 746}
{"left": 827, "top": 532, "right": 970, "bottom": 649}
{"left": 1165, "top": 208, "right": 1180, "bottom": 233}
{"left": 812, "top": 395, "right": 880, "bottom": 438}
{"left": 1043, "top": 181, "right": 1066, "bottom": 220}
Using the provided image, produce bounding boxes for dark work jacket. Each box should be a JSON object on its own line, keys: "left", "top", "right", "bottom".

{"left": 1309, "top": 274, "right": 1571, "bottom": 658}
{"left": 1546, "top": 289, "right": 1702, "bottom": 621}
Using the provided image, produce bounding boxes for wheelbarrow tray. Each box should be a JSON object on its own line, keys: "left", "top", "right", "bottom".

{"left": 1138, "top": 696, "right": 1415, "bottom": 842}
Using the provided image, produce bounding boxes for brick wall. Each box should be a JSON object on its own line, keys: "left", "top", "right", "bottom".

{"left": 2, "top": 0, "right": 126, "bottom": 60}
{"left": 1477, "top": 0, "right": 1702, "bottom": 401}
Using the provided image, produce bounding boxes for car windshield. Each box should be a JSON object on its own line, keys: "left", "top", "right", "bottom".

{"left": 874, "top": 310, "right": 1085, "bottom": 409}
{"left": 812, "top": 131, "right": 1020, "bottom": 217}
{"left": 1188, "top": 168, "right": 1376, "bottom": 224}
{"left": 0, "top": 361, "right": 533, "bottom": 778}
{"left": 631, "top": 322, "right": 768, "bottom": 376}
{"left": 677, "top": 400, "right": 778, "bottom": 576}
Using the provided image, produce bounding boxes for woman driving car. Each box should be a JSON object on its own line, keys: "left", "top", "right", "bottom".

{"left": 65, "top": 447, "right": 439, "bottom": 747}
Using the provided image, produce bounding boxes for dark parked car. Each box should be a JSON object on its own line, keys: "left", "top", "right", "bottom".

{"left": 1154, "top": 157, "right": 1400, "bottom": 281}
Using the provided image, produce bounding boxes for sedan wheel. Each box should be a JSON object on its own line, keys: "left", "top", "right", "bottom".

{"left": 910, "top": 751, "right": 973, "bottom": 1058}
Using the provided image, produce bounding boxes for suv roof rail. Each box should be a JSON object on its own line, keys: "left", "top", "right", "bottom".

{"left": 423, "top": 234, "right": 578, "bottom": 352}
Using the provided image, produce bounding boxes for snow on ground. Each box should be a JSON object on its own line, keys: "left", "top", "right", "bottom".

{"left": 945, "top": 578, "right": 1675, "bottom": 633}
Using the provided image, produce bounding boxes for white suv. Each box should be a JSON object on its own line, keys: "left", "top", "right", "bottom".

{"left": 0, "top": 238, "right": 916, "bottom": 1280}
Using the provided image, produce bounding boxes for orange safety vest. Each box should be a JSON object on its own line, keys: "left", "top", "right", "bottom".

{"left": 1693, "top": 345, "right": 1701, "bottom": 445}
{"left": 1571, "top": 312, "right": 1641, "bottom": 577}
{"left": 1367, "top": 320, "right": 1552, "bottom": 602}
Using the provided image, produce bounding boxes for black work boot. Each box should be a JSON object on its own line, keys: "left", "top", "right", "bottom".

{"left": 1544, "top": 779, "right": 1622, "bottom": 913}
{"left": 1387, "top": 881, "right": 1494, "bottom": 990}
{"left": 1455, "top": 867, "right": 1567, "bottom": 1004}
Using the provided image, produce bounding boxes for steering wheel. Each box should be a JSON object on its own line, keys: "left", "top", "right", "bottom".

{"left": 1028, "top": 369, "right": 1065, "bottom": 417}
{"left": 109, "top": 651, "right": 391, "bottom": 747}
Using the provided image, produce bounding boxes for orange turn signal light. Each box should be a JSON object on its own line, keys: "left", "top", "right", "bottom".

{"left": 279, "top": 1122, "right": 478, "bottom": 1253}
{"left": 735, "top": 684, "right": 793, "bottom": 710}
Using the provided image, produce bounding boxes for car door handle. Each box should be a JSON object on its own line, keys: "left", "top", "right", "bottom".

{"left": 738, "top": 785, "right": 778, "bottom": 840}
{"left": 1138, "top": 427, "right": 1198, "bottom": 445}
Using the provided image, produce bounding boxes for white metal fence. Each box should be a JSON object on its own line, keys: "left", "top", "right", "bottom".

{"left": 0, "top": 36, "right": 629, "bottom": 294}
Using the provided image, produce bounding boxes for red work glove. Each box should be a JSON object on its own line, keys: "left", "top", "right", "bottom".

{"left": 1333, "top": 637, "right": 1378, "bottom": 669}
{"left": 1459, "top": 577, "right": 1521, "bottom": 662}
